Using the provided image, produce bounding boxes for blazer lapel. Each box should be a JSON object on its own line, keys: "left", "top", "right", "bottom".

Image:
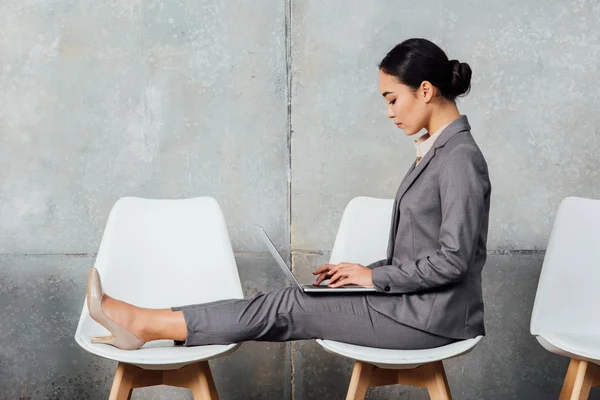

{"left": 387, "top": 160, "right": 417, "bottom": 260}
{"left": 384, "top": 115, "right": 472, "bottom": 261}
{"left": 394, "top": 115, "right": 472, "bottom": 205}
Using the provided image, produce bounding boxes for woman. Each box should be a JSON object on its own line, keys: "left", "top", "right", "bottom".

{"left": 87, "top": 38, "right": 491, "bottom": 351}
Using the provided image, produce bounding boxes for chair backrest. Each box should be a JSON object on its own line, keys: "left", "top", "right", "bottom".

{"left": 329, "top": 197, "right": 394, "bottom": 265}
{"left": 84, "top": 197, "right": 243, "bottom": 310}
{"left": 530, "top": 196, "right": 600, "bottom": 336}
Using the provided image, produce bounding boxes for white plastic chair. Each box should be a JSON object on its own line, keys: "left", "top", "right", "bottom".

{"left": 74, "top": 197, "right": 244, "bottom": 400}
{"left": 316, "top": 196, "right": 482, "bottom": 400}
{"left": 530, "top": 196, "right": 600, "bottom": 399}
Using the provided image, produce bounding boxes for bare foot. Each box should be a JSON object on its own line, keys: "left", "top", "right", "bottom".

{"left": 101, "top": 295, "right": 148, "bottom": 342}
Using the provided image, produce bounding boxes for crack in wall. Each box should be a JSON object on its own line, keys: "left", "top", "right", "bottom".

{"left": 284, "top": 0, "right": 294, "bottom": 398}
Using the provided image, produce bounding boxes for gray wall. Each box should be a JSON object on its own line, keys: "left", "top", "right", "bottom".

{"left": 1, "top": 0, "right": 599, "bottom": 399}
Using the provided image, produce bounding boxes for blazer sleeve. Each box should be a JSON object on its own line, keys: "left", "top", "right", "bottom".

{"left": 366, "top": 259, "right": 387, "bottom": 270}
{"left": 371, "top": 144, "right": 490, "bottom": 293}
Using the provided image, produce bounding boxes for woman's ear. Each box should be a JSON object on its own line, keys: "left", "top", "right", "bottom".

{"left": 420, "top": 81, "right": 435, "bottom": 103}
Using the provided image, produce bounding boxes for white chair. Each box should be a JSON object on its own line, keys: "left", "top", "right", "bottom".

{"left": 74, "top": 197, "right": 244, "bottom": 400}
{"left": 316, "top": 196, "right": 482, "bottom": 400}
{"left": 530, "top": 196, "right": 600, "bottom": 399}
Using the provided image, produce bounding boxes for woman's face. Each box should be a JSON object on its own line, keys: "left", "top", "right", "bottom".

{"left": 378, "top": 70, "right": 430, "bottom": 136}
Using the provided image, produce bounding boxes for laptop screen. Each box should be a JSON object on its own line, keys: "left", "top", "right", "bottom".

{"left": 254, "top": 224, "right": 303, "bottom": 290}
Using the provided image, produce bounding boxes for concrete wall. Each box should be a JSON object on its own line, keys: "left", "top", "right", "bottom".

{"left": 1, "top": 0, "right": 599, "bottom": 399}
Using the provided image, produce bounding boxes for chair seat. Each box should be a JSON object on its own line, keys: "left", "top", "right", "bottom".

{"left": 75, "top": 334, "right": 240, "bottom": 370}
{"left": 316, "top": 336, "right": 482, "bottom": 369}
{"left": 535, "top": 333, "right": 600, "bottom": 365}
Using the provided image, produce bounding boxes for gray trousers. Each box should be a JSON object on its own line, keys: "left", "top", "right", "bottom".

{"left": 172, "top": 287, "right": 455, "bottom": 350}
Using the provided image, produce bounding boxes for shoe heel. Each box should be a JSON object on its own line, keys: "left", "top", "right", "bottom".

{"left": 91, "top": 335, "right": 116, "bottom": 344}
{"left": 87, "top": 267, "right": 145, "bottom": 350}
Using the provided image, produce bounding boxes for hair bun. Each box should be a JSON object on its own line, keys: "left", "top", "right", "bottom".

{"left": 449, "top": 59, "right": 472, "bottom": 97}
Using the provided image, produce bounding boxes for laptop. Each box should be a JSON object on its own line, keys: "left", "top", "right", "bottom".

{"left": 255, "top": 224, "right": 376, "bottom": 293}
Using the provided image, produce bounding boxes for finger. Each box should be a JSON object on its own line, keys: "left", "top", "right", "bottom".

{"left": 328, "top": 265, "right": 344, "bottom": 276}
{"left": 313, "top": 264, "right": 327, "bottom": 275}
{"left": 331, "top": 269, "right": 356, "bottom": 286}
{"left": 312, "top": 264, "right": 330, "bottom": 275}
{"left": 328, "top": 270, "right": 347, "bottom": 285}
{"left": 331, "top": 278, "right": 348, "bottom": 288}
{"left": 327, "top": 272, "right": 340, "bottom": 284}
{"left": 327, "top": 268, "right": 342, "bottom": 283}
{"left": 330, "top": 277, "right": 350, "bottom": 288}
{"left": 314, "top": 272, "right": 330, "bottom": 285}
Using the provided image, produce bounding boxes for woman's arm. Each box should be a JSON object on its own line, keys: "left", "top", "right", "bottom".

{"left": 371, "top": 144, "right": 490, "bottom": 293}
{"left": 366, "top": 259, "right": 387, "bottom": 270}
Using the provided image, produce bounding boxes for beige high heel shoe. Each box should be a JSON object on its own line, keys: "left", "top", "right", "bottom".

{"left": 87, "top": 267, "right": 145, "bottom": 350}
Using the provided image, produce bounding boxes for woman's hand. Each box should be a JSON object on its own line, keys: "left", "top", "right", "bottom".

{"left": 312, "top": 262, "right": 374, "bottom": 288}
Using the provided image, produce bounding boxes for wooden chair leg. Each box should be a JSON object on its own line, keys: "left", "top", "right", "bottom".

{"left": 559, "top": 359, "right": 582, "bottom": 400}
{"left": 163, "top": 361, "right": 219, "bottom": 400}
{"left": 189, "top": 362, "right": 220, "bottom": 400}
{"left": 346, "top": 361, "right": 375, "bottom": 400}
{"left": 424, "top": 361, "right": 452, "bottom": 400}
{"left": 559, "top": 359, "right": 600, "bottom": 400}
{"left": 109, "top": 361, "right": 220, "bottom": 400}
{"left": 109, "top": 363, "right": 134, "bottom": 400}
{"left": 345, "top": 361, "right": 453, "bottom": 400}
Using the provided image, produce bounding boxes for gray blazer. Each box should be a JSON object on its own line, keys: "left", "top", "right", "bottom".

{"left": 367, "top": 115, "right": 491, "bottom": 340}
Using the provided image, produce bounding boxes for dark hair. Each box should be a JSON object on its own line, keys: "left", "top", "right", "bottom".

{"left": 378, "top": 38, "right": 472, "bottom": 100}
